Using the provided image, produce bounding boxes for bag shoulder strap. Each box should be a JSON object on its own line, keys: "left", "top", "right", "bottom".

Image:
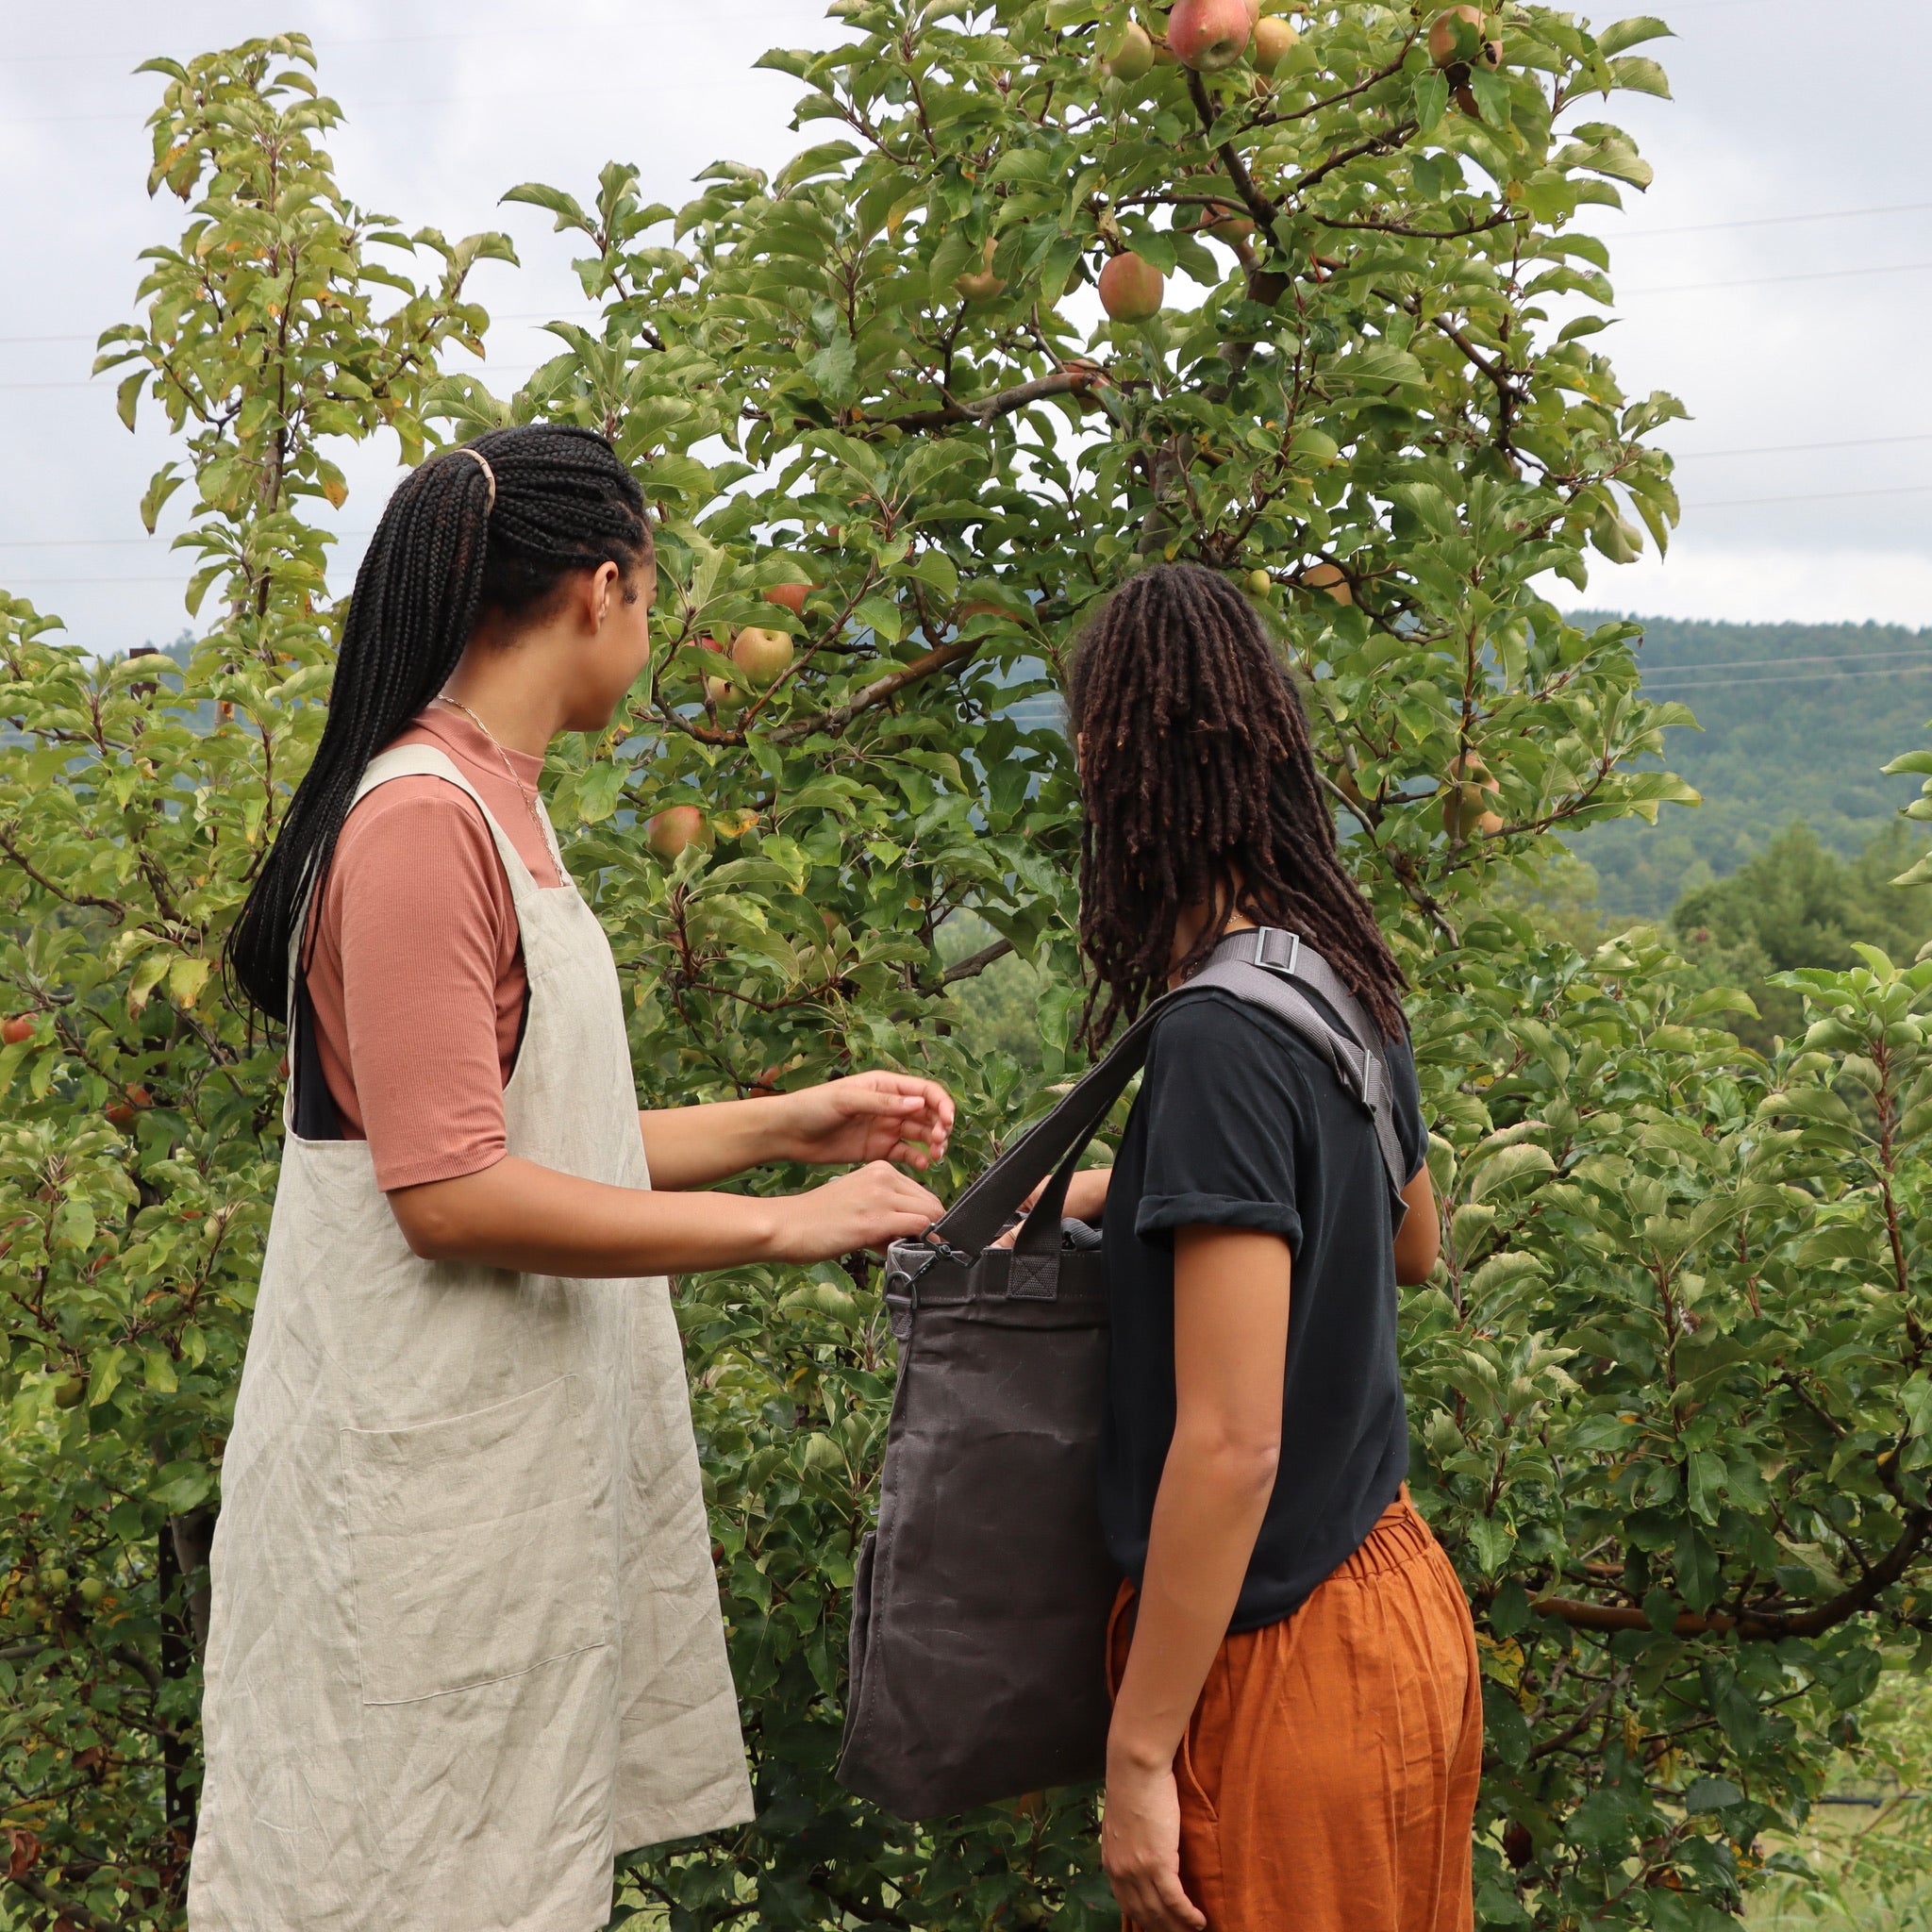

{"left": 931, "top": 928, "right": 1407, "bottom": 1257}
{"left": 1187, "top": 931, "right": 1409, "bottom": 1208}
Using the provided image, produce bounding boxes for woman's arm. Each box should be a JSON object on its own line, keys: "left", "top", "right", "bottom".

{"left": 1103, "top": 1225, "right": 1291, "bottom": 1932}
{"left": 1393, "top": 1164, "right": 1440, "bottom": 1286}
{"left": 640, "top": 1071, "right": 955, "bottom": 1190}
{"left": 389, "top": 1154, "right": 942, "bottom": 1277}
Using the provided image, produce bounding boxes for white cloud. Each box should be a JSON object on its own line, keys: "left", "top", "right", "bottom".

{"left": 2, "top": 0, "right": 1929, "bottom": 646}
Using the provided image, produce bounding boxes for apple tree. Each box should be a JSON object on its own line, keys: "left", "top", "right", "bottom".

{"left": 10, "top": 9, "right": 1932, "bottom": 1932}
{"left": 482, "top": 5, "right": 1932, "bottom": 1928}
{"left": 0, "top": 38, "right": 510, "bottom": 1929}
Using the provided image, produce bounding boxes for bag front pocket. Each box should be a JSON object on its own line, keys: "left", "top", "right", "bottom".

{"left": 341, "top": 1375, "right": 609, "bottom": 1706}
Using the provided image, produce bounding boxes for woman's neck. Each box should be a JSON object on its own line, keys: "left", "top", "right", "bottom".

{"left": 1168, "top": 895, "right": 1258, "bottom": 988}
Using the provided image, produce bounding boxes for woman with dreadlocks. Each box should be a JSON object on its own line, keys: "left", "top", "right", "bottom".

{"left": 192, "top": 425, "right": 953, "bottom": 1932}
{"left": 1056, "top": 562, "right": 1476, "bottom": 1932}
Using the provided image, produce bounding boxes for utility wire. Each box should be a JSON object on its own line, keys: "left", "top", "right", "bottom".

{"left": 1646, "top": 648, "right": 1932, "bottom": 676}
{"left": 1645, "top": 665, "right": 1932, "bottom": 691}
{"left": 1690, "top": 483, "right": 1932, "bottom": 510}
{"left": 1676, "top": 431, "right": 1932, "bottom": 460}
{"left": 0, "top": 310, "right": 603, "bottom": 347}
{"left": 1627, "top": 259, "right": 1932, "bottom": 296}
{"left": 0, "top": 10, "right": 815, "bottom": 63}
{"left": 1615, "top": 200, "right": 1932, "bottom": 241}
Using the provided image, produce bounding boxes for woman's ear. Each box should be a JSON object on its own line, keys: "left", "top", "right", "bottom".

{"left": 589, "top": 560, "right": 622, "bottom": 630}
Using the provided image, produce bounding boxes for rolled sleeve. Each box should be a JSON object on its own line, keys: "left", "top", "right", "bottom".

{"left": 1135, "top": 996, "right": 1309, "bottom": 1256}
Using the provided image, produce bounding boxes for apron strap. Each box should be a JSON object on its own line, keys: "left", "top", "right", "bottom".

{"left": 280, "top": 742, "right": 559, "bottom": 1139}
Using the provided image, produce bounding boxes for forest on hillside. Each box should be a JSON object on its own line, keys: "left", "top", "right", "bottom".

{"left": 1565, "top": 613, "right": 1932, "bottom": 917}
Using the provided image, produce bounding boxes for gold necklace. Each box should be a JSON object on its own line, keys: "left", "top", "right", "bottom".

{"left": 432, "top": 694, "right": 553, "bottom": 852}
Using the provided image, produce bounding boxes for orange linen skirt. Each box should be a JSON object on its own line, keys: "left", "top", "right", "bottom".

{"left": 1107, "top": 1490, "right": 1482, "bottom": 1932}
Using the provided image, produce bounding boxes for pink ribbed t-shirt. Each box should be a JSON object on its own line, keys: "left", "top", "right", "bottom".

{"left": 303, "top": 707, "right": 565, "bottom": 1191}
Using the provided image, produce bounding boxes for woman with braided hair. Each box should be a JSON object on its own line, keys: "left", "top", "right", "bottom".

{"left": 1053, "top": 562, "right": 1476, "bottom": 1932}
{"left": 193, "top": 425, "right": 954, "bottom": 1932}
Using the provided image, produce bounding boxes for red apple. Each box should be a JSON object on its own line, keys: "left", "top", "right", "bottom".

{"left": 1252, "top": 15, "right": 1298, "bottom": 71}
{"left": 1429, "top": 6, "right": 1502, "bottom": 69}
{"left": 646, "top": 807, "right": 711, "bottom": 863}
{"left": 1167, "top": 0, "right": 1253, "bottom": 70}
{"left": 1098, "top": 251, "right": 1165, "bottom": 322}
{"left": 2, "top": 1015, "right": 33, "bottom": 1045}
{"left": 764, "top": 582, "right": 810, "bottom": 618}
{"left": 732, "top": 626, "right": 795, "bottom": 685}
{"left": 1299, "top": 561, "right": 1353, "bottom": 605}
{"left": 1204, "top": 203, "right": 1255, "bottom": 243}
{"left": 1101, "top": 20, "right": 1156, "bottom": 81}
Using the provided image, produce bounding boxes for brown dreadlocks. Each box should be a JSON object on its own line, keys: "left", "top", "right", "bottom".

{"left": 1067, "top": 560, "right": 1408, "bottom": 1047}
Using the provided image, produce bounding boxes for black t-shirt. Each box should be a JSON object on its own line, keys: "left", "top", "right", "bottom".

{"left": 1098, "top": 987, "right": 1428, "bottom": 1633}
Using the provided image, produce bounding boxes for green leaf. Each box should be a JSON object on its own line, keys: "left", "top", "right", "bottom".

{"left": 1596, "top": 15, "right": 1674, "bottom": 55}
{"left": 1607, "top": 56, "right": 1672, "bottom": 99}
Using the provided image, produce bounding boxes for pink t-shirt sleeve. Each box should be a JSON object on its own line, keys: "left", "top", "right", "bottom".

{"left": 314, "top": 783, "right": 524, "bottom": 1191}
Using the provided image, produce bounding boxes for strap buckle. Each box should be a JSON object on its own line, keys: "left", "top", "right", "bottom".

{"left": 900, "top": 1223, "right": 977, "bottom": 1289}
{"left": 1250, "top": 925, "right": 1303, "bottom": 977}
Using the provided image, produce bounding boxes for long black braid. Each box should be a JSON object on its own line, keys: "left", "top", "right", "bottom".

{"left": 1067, "top": 560, "right": 1408, "bottom": 1047}
{"left": 228, "top": 425, "right": 651, "bottom": 1021}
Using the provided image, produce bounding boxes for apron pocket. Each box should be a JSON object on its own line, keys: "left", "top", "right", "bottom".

{"left": 341, "top": 1374, "right": 608, "bottom": 1706}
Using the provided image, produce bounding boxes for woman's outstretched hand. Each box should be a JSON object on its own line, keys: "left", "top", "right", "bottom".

{"left": 771, "top": 1072, "right": 955, "bottom": 1171}
{"left": 772, "top": 1161, "right": 946, "bottom": 1263}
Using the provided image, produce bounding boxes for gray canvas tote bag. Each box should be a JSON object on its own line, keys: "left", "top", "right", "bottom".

{"left": 836, "top": 927, "right": 1409, "bottom": 1820}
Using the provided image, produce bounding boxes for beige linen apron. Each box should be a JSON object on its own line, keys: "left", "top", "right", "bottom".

{"left": 190, "top": 745, "right": 752, "bottom": 1932}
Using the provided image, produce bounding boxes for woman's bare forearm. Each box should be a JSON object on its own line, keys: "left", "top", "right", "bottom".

{"left": 388, "top": 1154, "right": 941, "bottom": 1276}
{"left": 637, "top": 1099, "right": 790, "bottom": 1191}
{"left": 1108, "top": 1227, "right": 1289, "bottom": 1774}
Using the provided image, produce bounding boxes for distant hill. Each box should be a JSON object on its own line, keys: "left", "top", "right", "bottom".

{"left": 1564, "top": 611, "right": 1932, "bottom": 918}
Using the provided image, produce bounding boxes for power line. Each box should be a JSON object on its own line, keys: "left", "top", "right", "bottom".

{"left": 8, "top": 76, "right": 754, "bottom": 125}
{"left": 0, "top": 530, "right": 376, "bottom": 551}
{"left": 1628, "top": 259, "right": 1932, "bottom": 297}
{"left": 1646, "top": 647, "right": 1932, "bottom": 677}
{"left": 1618, "top": 200, "right": 1932, "bottom": 242}
{"left": 1676, "top": 431, "right": 1932, "bottom": 460}
{"left": 1645, "top": 664, "right": 1932, "bottom": 691}
{"left": 1690, "top": 483, "right": 1932, "bottom": 510}
{"left": 0, "top": 311, "right": 600, "bottom": 346}
{"left": 0, "top": 361, "right": 543, "bottom": 394}
{"left": 0, "top": 10, "right": 808, "bottom": 64}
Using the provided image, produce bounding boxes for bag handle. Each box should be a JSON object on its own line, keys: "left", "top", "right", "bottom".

{"left": 927, "top": 927, "right": 1409, "bottom": 1264}
{"left": 932, "top": 995, "right": 1169, "bottom": 1257}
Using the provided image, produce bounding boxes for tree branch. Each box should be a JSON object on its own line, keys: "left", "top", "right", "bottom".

{"left": 774, "top": 633, "right": 984, "bottom": 744}
{"left": 1288, "top": 121, "right": 1421, "bottom": 205}
{"left": 5, "top": 1872, "right": 140, "bottom": 1932}
{"left": 1186, "top": 71, "right": 1280, "bottom": 230}
{"left": 0, "top": 826, "right": 127, "bottom": 918}
{"left": 1533, "top": 1504, "right": 1932, "bottom": 1640}
{"left": 874, "top": 364, "right": 1106, "bottom": 435}
{"left": 941, "top": 937, "right": 1013, "bottom": 985}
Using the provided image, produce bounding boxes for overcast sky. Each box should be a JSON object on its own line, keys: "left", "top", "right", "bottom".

{"left": 2, "top": 0, "right": 1928, "bottom": 655}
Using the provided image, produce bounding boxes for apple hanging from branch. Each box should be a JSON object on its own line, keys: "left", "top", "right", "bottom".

{"left": 1100, "top": 20, "right": 1156, "bottom": 81}
{"left": 1166, "top": 0, "right": 1254, "bottom": 70}
{"left": 1298, "top": 561, "right": 1353, "bottom": 605}
{"left": 1428, "top": 6, "right": 1502, "bottom": 70}
{"left": 646, "top": 807, "right": 712, "bottom": 863}
{"left": 732, "top": 625, "right": 795, "bottom": 686}
{"left": 764, "top": 582, "right": 811, "bottom": 618}
{"left": 1440, "top": 754, "right": 1505, "bottom": 841}
{"left": 1251, "top": 15, "right": 1298, "bottom": 72}
{"left": 1098, "top": 250, "right": 1165, "bottom": 322}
